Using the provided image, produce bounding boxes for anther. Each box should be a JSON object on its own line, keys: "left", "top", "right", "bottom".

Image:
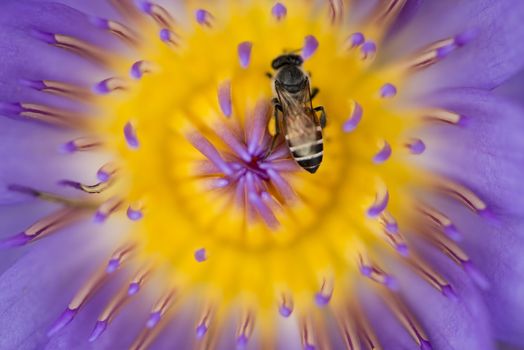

{"left": 130, "top": 60, "right": 156, "bottom": 79}
{"left": 384, "top": 293, "right": 432, "bottom": 350}
{"left": 410, "top": 256, "right": 457, "bottom": 300}
{"left": 358, "top": 254, "right": 398, "bottom": 290}
{"left": 128, "top": 267, "right": 151, "bottom": 295}
{"left": 367, "top": 187, "right": 389, "bottom": 218}
{"left": 20, "top": 79, "right": 89, "bottom": 100}
{"left": 342, "top": 101, "right": 363, "bottom": 132}
{"left": 348, "top": 32, "right": 365, "bottom": 48}
{"left": 0, "top": 208, "right": 85, "bottom": 249}
{"left": 380, "top": 83, "right": 397, "bottom": 98}
{"left": 236, "top": 313, "right": 254, "bottom": 349}
{"left": 303, "top": 35, "right": 319, "bottom": 60}
{"left": 315, "top": 277, "right": 334, "bottom": 306}
{"left": 417, "top": 204, "right": 462, "bottom": 241}
{"left": 194, "top": 248, "right": 207, "bottom": 262}
{"left": 97, "top": 162, "right": 119, "bottom": 183}
{"left": 434, "top": 178, "right": 489, "bottom": 216}
{"left": 90, "top": 17, "right": 138, "bottom": 46}
{"left": 279, "top": 293, "right": 294, "bottom": 317}
{"left": 406, "top": 138, "right": 426, "bottom": 155}
{"left": 217, "top": 80, "right": 233, "bottom": 117}
{"left": 159, "top": 28, "right": 179, "bottom": 47}
{"left": 93, "top": 77, "right": 129, "bottom": 94}
{"left": 31, "top": 30, "right": 111, "bottom": 65}
{"left": 195, "top": 9, "right": 214, "bottom": 26}
{"left": 61, "top": 137, "right": 103, "bottom": 153}
{"left": 147, "top": 290, "right": 176, "bottom": 328}
{"left": 360, "top": 41, "right": 376, "bottom": 60}
{"left": 58, "top": 179, "right": 111, "bottom": 194}
{"left": 383, "top": 230, "right": 409, "bottom": 256}
{"left": 272, "top": 3, "right": 287, "bottom": 20}
{"left": 106, "top": 244, "right": 135, "bottom": 273}
{"left": 0, "top": 102, "right": 84, "bottom": 128}
{"left": 94, "top": 197, "right": 123, "bottom": 223}
{"left": 124, "top": 121, "right": 140, "bottom": 149}
{"left": 139, "top": 2, "right": 175, "bottom": 29}
{"left": 422, "top": 109, "right": 467, "bottom": 127}
{"left": 300, "top": 318, "right": 318, "bottom": 350}
{"left": 238, "top": 41, "right": 253, "bottom": 68}
{"left": 127, "top": 201, "right": 144, "bottom": 221}
{"left": 196, "top": 306, "right": 213, "bottom": 339}
{"left": 373, "top": 140, "right": 391, "bottom": 164}
{"left": 380, "top": 211, "right": 398, "bottom": 234}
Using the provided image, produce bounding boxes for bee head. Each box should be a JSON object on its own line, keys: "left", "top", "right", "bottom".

{"left": 271, "top": 54, "right": 303, "bottom": 70}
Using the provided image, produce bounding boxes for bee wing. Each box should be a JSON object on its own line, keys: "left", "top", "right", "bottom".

{"left": 275, "top": 82, "right": 321, "bottom": 157}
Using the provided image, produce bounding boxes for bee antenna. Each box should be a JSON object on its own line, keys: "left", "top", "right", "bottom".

{"left": 283, "top": 48, "right": 302, "bottom": 54}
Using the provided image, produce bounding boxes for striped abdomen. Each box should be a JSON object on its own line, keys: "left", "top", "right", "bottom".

{"left": 285, "top": 124, "right": 323, "bottom": 173}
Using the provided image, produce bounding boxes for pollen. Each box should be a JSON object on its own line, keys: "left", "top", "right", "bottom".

{"left": 1, "top": 0, "right": 493, "bottom": 348}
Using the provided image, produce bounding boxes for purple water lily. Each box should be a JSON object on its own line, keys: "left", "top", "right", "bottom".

{"left": 1, "top": 1, "right": 524, "bottom": 350}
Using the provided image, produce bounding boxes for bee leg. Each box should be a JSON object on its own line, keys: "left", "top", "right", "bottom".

{"left": 266, "top": 99, "right": 283, "bottom": 157}
{"left": 310, "top": 87, "right": 319, "bottom": 101}
{"left": 314, "top": 106, "right": 327, "bottom": 128}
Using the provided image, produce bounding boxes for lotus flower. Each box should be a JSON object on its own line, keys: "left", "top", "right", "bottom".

{"left": 1, "top": 1, "right": 524, "bottom": 349}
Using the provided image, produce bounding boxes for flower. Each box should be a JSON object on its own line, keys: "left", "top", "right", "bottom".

{"left": 1, "top": 0, "right": 524, "bottom": 349}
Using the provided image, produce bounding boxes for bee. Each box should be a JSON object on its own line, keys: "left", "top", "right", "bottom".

{"left": 267, "top": 54, "right": 326, "bottom": 174}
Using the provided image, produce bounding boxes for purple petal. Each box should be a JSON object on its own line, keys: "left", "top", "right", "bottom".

{"left": 395, "top": 0, "right": 524, "bottom": 90}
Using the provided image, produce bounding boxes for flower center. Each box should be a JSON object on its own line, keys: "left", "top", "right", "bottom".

{"left": 91, "top": 0, "right": 421, "bottom": 313}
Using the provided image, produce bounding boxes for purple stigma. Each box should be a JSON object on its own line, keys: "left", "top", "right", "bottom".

{"left": 407, "top": 139, "right": 426, "bottom": 155}
{"left": 279, "top": 305, "right": 293, "bottom": 317}
{"left": 373, "top": 141, "right": 392, "bottom": 164}
{"left": 380, "top": 83, "right": 397, "bottom": 98}
{"left": 47, "top": 308, "right": 78, "bottom": 336}
{"left": 443, "top": 224, "right": 462, "bottom": 241}
{"left": 127, "top": 206, "right": 143, "bottom": 221}
{"left": 130, "top": 61, "right": 143, "bottom": 79}
{"left": 342, "top": 102, "right": 363, "bottom": 132}
{"left": 238, "top": 41, "right": 253, "bottom": 68}
{"left": 360, "top": 265, "right": 372, "bottom": 276}
{"left": 441, "top": 284, "right": 458, "bottom": 302}
{"left": 272, "top": 3, "right": 287, "bottom": 20}
{"left": 93, "top": 79, "right": 112, "bottom": 95}
{"left": 196, "top": 323, "right": 208, "bottom": 339}
{"left": 89, "top": 16, "right": 110, "bottom": 29}
{"left": 128, "top": 282, "right": 140, "bottom": 295}
{"left": 367, "top": 190, "right": 389, "bottom": 218}
{"left": 454, "top": 28, "right": 478, "bottom": 47}
{"left": 19, "top": 79, "right": 46, "bottom": 91}
{"left": 420, "top": 340, "right": 433, "bottom": 350}
{"left": 147, "top": 311, "right": 162, "bottom": 328}
{"left": 0, "top": 232, "right": 32, "bottom": 249}
{"left": 236, "top": 334, "right": 249, "bottom": 349}
{"left": 31, "top": 29, "right": 57, "bottom": 44}
{"left": 124, "top": 122, "right": 140, "bottom": 149}
{"left": 383, "top": 275, "right": 399, "bottom": 291}
{"left": 159, "top": 28, "right": 171, "bottom": 42}
{"left": 61, "top": 140, "right": 78, "bottom": 154}
{"left": 195, "top": 9, "right": 212, "bottom": 26}
{"left": 436, "top": 44, "right": 456, "bottom": 59}
{"left": 93, "top": 210, "right": 108, "bottom": 223}
{"left": 106, "top": 259, "right": 120, "bottom": 273}
{"left": 361, "top": 41, "right": 377, "bottom": 59}
{"left": 194, "top": 248, "right": 207, "bottom": 262}
{"left": 303, "top": 35, "right": 319, "bottom": 60}
{"left": 0, "top": 102, "right": 23, "bottom": 115}
{"left": 348, "top": 32, "right": 365, "bottom": 48}
{"left": 138, "top": 1, "right": 153, "bottom": 14}
{"left": 396, "top": 243, "right": 409, "bottom": 257}
{"left": 314, "top": 292, "right": 331, "bottom": 306}
{"left": 89, "top": 320, "right": 108, "bottom": 342}
{"left": 97, "top": 169, "right": 111, "bottom": 183}
{"left": 217, "top": 80, "right": 233, "bottom": 117}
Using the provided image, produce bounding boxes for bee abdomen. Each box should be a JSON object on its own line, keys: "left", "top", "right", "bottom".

{"left": 290, "top": 140, "right": 324, "bottom": 173}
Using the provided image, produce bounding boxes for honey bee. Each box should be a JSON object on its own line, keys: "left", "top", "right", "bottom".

{"left": 268, "top": 54, "right": 326, "bottom": 173}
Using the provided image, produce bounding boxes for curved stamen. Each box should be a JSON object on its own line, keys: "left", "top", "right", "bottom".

{"left": 271, "top": 3, "right": 287, "bottom": 21}
{"left": 303, "top": 35, "right": 319, "bottom": 60}
{"left": 61, "top": 137, "right": 104, "bottom": 153}
{"left": 343, "top": 101, "right": 363, "bottom": 133}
